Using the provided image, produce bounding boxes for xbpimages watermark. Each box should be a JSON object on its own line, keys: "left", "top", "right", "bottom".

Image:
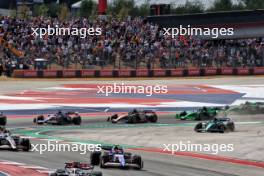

{"left": 97, "top": 83, "right": 168, "bottom": 96}
{"left": 31, "top": 25, "right": 102, "bottom": 39}
{"left": 163, "top": 141, "right": 234, "bottom": 155}
{"left": 31, "top": 141, "right": 101, "bottom": 155}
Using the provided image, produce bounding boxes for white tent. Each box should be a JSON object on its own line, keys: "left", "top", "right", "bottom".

{"left": 71, "top": 1, "right": 82, "bottom": 9}
{"left": 72, "top": 0, "right": 241, "bottom": 9}
{"left": 71, "top": 0, "right": 97, "bottom": 9}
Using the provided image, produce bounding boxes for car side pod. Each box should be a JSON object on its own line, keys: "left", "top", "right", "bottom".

{"left": 72, "top": 116, "right": 82, "bottom": 125}
{"left": 90, "top": 151, "right": 102, "bottom": 166}
{"left": 194, "top": 122, "right": 203, "bottom": 132}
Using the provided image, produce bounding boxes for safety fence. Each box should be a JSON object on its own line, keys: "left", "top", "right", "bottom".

{"left": 12, "top": 67, "right": 264, "bottom": 78}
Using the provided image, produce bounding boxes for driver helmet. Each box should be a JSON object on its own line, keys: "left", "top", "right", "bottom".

{"left": 113, "top": 145, "right": 120, "bottom": 153}
{"left": 132, "top": 108, "right": 138, "bottom": 113}
{"left": 0, "top": 126, "right": 5, "bottom": 132}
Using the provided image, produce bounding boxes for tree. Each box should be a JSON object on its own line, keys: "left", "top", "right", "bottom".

{"left": 58, "top": 3, "right": 70, "bottom": 21}
{"left": 209, "top": 0, "right": 235, "bottom": 12}
{"left": 48, "top": 3, "right": 60, "bottom": 18}
{"left": 171, "top": 0, "right": 204, "bottom": 14}
{"left": 80, "top": 0, "right": 96, "bottom": 18}
{"left": 241, "top": 0, "right": 264, "bottom": 10}
{"left": 108, "top": 0, "right": 136, "bottom": 17}
{"left": 232, "top": 2, "right": 245, "bottom": 10}
{"left": 118, "top": 6, "right": 129, "bottom": 19}
{"left": 17, "top": 4, "right": 31, "bottom": 19}
{"left": 33, "top": 4, "right": 49, "bottom": 17}
{"left": 136, "top": 3, "right": 150, "bottom": 17}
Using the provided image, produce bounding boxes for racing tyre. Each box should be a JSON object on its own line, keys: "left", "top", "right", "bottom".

{"left": 90, "top": 151, "right": 101, "bottom": 166}
{"left": 72, "top": 116, "right": 82, "bottom": 125}
{"left": 100, "top": 154, "right": 108, "bottom": 168}
{"left": 229, "top": 123, "right": 235, "bottom": 132}
{"left": 219, "top": 124, "right": 225, "bottom": 133}
{"left": 227, "top": 123, "right": 235, "bottom": 132}
{"left": 133, "top": 155, "right": 143, "bottom": 170}
{"left": 20, "top": 138, "right": 31, "bottom": 151}
{"left": 0, "top": 116, "right": 7, "bottom": 126}
{"left": 91, "top": 171, "right": 103, "bottom": 176}
{"left": 49, "top": 173, "right": 57, "bottom": 176}
{"left": 148, "top": 114, "right": 158, "bottom": 123}
{"left": 194, "top": 123, "right": 203, "bottom": 132}
{"left": 35, "top": 115, "right": 44, "bottom": 125}
{"left": 50, "top": 169, "right": 65, "bottom": 176}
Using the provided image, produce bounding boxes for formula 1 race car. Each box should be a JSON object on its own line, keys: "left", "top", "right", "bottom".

{"left": 50, "top": 162, "right": 102, "bottom": 176}
{"left": 107, "top": 109, "right": 158, "bottom": 124}
{"left": 33, "top": 111, "right": 81, "bottom": 125}
{"left": 175, "top": 107, "right": 221, "bottom": 120}
{"left": 90, "top": 145, "right": 143, "bottom": 170}
{"left": 194, "top": 117, "right": 235, "bottom": 133}
{"left": 0, "top": 127, "right": 31, "bottom": 151}
{"left": 0, "top": 112, "right": 7, "bottom": 126}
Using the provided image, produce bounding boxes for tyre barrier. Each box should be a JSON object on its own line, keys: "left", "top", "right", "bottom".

{"left": 12, "top": 67, "right": 264, "bottom": 78}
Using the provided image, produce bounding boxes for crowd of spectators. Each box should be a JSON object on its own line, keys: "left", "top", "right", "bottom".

{"left": 0, "top": 15, "right": 264, "bottom": 75}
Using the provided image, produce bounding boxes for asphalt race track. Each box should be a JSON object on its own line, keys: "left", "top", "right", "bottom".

{"left": 1, "top": 117, "right": 264, "bottom": 176}
{"left": 0, "top": 77, "right": 264, "bottom": 176}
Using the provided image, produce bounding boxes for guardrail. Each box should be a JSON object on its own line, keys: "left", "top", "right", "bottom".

{"left": 12, "top": 67, "right": 264, "bottom": 78}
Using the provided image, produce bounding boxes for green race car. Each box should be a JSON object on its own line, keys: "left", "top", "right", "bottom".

{"left": 175, "top": 107, "right": 221, "bottom": 121}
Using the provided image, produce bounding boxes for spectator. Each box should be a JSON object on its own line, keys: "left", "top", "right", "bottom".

{"left": 0, "top": 15, "right": 263, "bottom": 70}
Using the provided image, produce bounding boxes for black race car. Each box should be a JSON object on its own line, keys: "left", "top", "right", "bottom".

{"left": 175, "top": 107, "right": 221, "bottom": 120}
{"left": 90, "top": 145, "right": 143, "bottom": 170}
{"left": 0, "top": 127, "right": 31, "bottom": 151}
{"left": 194, "top": 117, "right": 235, "bottom": 133}
{"left": 107, "top": 109, "right": 158, "bottom": 124}
{"left": 50, "top": 162, "right": 102, "bottom": 176}
{"left": 33, "top": 111, "right": 81, "bottom": 125}
{"left": 0, "top": 112, "right": 7, "bottom": 126}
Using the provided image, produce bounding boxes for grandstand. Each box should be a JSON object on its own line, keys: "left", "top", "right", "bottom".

{"left": 0, "top": 1, "right": 263, "bottom": 77}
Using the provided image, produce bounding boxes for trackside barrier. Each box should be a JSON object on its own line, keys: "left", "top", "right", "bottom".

{"left": 118, "top": 70, "right": 132, "bottom": 77}
{"left": 12, "top": 70, "right": 24, "bottom": 77}
{"left": 202, "top": 67, "right": 218, "bottom": 76}
{"left": 253, "top": 67, "right": 264, "bottom": 75}
{"left": 153, "top": 69, "right": 166, "bottom": 77}
{"left": 12, "top": 67, "right": 264, "bottom": 78}
{"left": 82, "top": 70, "right": 95, "bottom": 77}
{"left": 236, "top": 67, "right": 250, "bottom": 75}
{"left": 170, "top": 69, "right": 184, "bottom": 76}
{"left": 43, "top": 70, "right": 57, "bottom": 77}
{"left": 23, "top": 70, "right": 37, "bottom": 78}
{"left": 136, "top": 69, "right": 148, "bottom": 77}
{"left": 63, "top": 70, "right": 77, "bottom": 78}
{"left": 187, "top": 68, "right": 200, "bottom": 76}
{"left": 100, "top": 70, "right": 114, "bottom": 77}
{"left": 220, "top": 67, "right": 234, "bottom": 75}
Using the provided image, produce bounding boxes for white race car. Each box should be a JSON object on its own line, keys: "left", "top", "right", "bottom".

{"left": 0, "top": 127, "right": 31, "bottom": 151}
{"left": 50, "top": 162, "right": 102, "bottom": 176}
